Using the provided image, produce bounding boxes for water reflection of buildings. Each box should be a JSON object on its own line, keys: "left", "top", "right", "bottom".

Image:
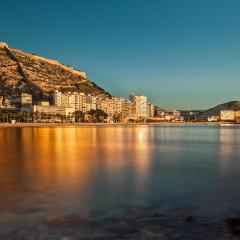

{"left": 0, "top": 127, "right": 155, "bottom": 213}
{"left": 218, "top": 127, "right": 240, "bottom": 171}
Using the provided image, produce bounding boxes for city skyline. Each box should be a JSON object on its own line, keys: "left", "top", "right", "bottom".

{"left": 1, "top": 0, "right": 240, "bottom": 109}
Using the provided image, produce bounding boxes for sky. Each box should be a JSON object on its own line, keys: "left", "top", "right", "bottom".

{"left": 1, "top": 0, "right": 240, "bottom": 109}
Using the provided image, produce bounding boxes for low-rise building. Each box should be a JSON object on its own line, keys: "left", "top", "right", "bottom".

{"left": 155, "top": 107, "right": 165, "bottom": 118}
{"left": 234, "top": 110, "right": 240, "bottom": 122}
{"left": 220, "top": 110, "right": 235, "bottom": 122}
{"left": 39, "top": 101, "right": 50, "bottom": 106}
{"left": 208, "top": 115, "right": 220, "bottom": 122}
{"left": 21, "top": 93, "right": 32, "bottom": 106}
{"left": 3, "top": 98, "right": 11, "bottom": 108}
{"left": 172, "top": 110, "right": 181, "bottom": 118}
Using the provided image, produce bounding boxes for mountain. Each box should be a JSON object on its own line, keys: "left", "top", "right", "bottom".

{"left": 198, "top": 101, "right": 240, "bottom": 119}
{"left": 0, "top": 42, "right": 111, "bottom": 102}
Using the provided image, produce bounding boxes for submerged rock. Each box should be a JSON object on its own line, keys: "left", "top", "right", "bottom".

{"left": 185, "top": 216, "right": 194, "bottom": 223}
{"left": 227, "top": 217, "right": 240, "bottom": 235}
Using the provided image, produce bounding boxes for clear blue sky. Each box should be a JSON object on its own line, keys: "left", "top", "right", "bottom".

{"left": 1, "top": 0, "right": 240, "bottom": 109}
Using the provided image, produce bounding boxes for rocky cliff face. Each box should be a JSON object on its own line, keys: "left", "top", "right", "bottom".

{"left": 0, "top": 42, "right": 110, "bottom": 102}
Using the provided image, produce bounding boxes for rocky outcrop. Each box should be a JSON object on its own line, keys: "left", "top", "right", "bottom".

{"left": 0, "top": 42, "right": 111, "bottom": 102}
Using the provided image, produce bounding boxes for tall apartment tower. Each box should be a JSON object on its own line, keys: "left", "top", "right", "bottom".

{"left": 54, "top": 90, "right": 62, "bottom": 106}
{"left": 129, "top": 93, "right": 148, "bottom": 117}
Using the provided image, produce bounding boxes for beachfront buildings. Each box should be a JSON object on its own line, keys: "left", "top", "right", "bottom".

{"left": 53, "top": 91, "right": 149, "bottom": 122}
{"left": 220, "top": 110, "right": 235, "bottom": 121}
{"left": 129, "top": 93, "right": 148, "bottom": 117}
{"left": 1, "top": 90, "right": 158, "bottom": 123}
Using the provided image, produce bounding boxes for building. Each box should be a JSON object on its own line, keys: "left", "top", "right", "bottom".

{"left": 234, "top": 110, "right": 240, "bottom": 122}
{"left": 220, "top": 110, "right": 235, "bottom": 122}
{"left": 129, "top": 93, "right": 148, "bottom": 117}
{"left": 208, "top": 115, "right": 220, "bottom": 122}
{"left": 61, "top": 93, "right": 69, "bottom": 107}
{"left": 148, "top": 102, "right": 155, "bottom": 117}
{"left": 106, "top": 98, "right": 114, "bottom": 117}
{"left": 113, "top": 97, "right": 122, "bottom": 114}
{"left": 3, "top": 98, "right": 11, "bottom": 108}
{"left": 21, "top": 93, "right": 32, "bottom": 106}
{"left": 54, "top": 90, "right": 62, "bottom": 106}
{"left": 68, "top": 93, "right": 76, "bottom": 108}
{"left": 0, "top": 96, "right": 3, "bottom": 108}
{"left": 39, "top": 101, "right": 50, "bottom": 106}
{"left": 33, "top": 105, "right": 75, "bottom": 116}
{"left": 99, "top": 97, "right": 109, "bottom": 114}
{"left": 154, "top": 107, "right": 165, "bottom": 118}
{"left": 0, "top": 42, "right": 8, "bottom": 48}
{"left": 54, "top": 91, "right": 98, "bottom": 113}
{"left": 172, "top": 110, "right": 181, "bottom": 118}
{"left": 121, "top": 98, "right": 132, "bottom": 120}
{"left": 75, "top": 93, "right": 86, "bottom": 112}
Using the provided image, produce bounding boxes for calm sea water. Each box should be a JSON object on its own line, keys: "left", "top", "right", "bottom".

{"left": 0, "top": 125, "right": 240, "bottom": 239}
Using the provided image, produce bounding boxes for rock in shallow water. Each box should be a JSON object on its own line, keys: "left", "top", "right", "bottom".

{"left": 185, "top": 216, "right": 194, "bottom": 223}
{"left": 227, "top": 217, "right": 240, "bottom": 235}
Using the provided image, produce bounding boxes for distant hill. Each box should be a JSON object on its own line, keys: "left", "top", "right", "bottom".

{"left": 198, "top": 101, "right": 240, "bottom": 119}
{"left": 0, "top": 42, "right": 111, "bottom": 102}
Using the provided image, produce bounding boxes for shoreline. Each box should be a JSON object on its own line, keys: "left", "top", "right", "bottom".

{"left": 0, "top": 122, "right": 239, "bottom": 128}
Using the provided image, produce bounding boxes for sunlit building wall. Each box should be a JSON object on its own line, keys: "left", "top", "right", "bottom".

{"left": 220, "top": 110, "right": 235, "bottom": 121}
{"left": 129, "top": 93, "right": 148, "bottom": 117}
{"left": 54, "top": 90, "right": 62, "bottom": 106}
{"left": 21, "top": 93, "right": 32, "bottom": 106}
{"left": 147, "top": 102, "right": 155, "bottom": 117}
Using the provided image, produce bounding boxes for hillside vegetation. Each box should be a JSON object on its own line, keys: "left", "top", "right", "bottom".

{"left": 0, "top": 42, "right": 110, "bottom": 102}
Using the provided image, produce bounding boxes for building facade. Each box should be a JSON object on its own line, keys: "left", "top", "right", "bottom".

{"left": 129, "top": 93, "right": 148, "bottom": 117}
{"left": 21, "top": 93, "right": 32, "bottom": 105}
{"left": 220, "top": 110, "right": 235, "bottom": 121}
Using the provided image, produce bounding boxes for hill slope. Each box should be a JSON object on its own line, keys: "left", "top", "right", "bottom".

{"left": 198, "top": 101, "right": 240, "bottom": 119}
{"left": 0, "top": 42, "right": 110, "bottom": 101}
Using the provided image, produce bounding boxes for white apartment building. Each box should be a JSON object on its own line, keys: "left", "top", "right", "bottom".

{"left": 129, "top": 93, "right": 148, "bottom": 117}
{"left": 68, "top": 93, "right": 76, "bottom": 108}
{"left": 220, "top": 110, "right": 235, "bottom": 121}
{"left": 113, "top": 97, "right": 122, "bottom": 114}
{"left": 54, "top": 90, "right": 62, "bottom": 106}
{"left": 91, "top": 96, "right": 97, "bottom": 110}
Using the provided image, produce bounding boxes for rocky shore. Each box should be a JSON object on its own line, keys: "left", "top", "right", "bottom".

{"left": 1, "top": 204, "right": 240, "bottom": 240}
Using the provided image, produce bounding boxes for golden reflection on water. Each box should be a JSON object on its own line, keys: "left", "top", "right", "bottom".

{"left": 1, "top": 126, "right": 240, "bottom": 220}
{"left": 0, "top": 126, "right": 154, "bottom": 212}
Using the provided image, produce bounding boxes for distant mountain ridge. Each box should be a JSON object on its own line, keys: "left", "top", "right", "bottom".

{"left": 0, "top": 42, "right": 110, "bottom": 102}
{"left": 198, "top": 101, "right": 240, "bottom": 118}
